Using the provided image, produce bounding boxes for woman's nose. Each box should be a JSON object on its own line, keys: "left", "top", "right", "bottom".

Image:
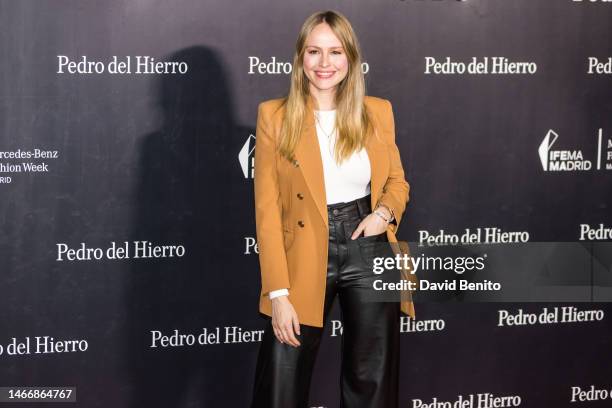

{"left": 320, "top": 53, "right": 330, "bottom": 67}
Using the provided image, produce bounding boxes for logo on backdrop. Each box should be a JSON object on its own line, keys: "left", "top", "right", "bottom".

{"left": 247, "top": 56, "right": 370, "bottom": 75}
{"left": 418, "top": 228, "right": 530, "bottom": 246}
{"left": 539, "top": 128, "right": 611, "bottom": 171}
{"left": 330, "top": 316, "right": 445, "bottom": 337}
{"left": 424, "top": 57, "right": 537, "bottom": 75}
{"left": 587, "top": 57, "right": 612, "bottom": 74}
{"left": 150, "top": 326, "right": 264, "bottom": 347}
{"left": 538, "top": 129, "right": 590, "bottom": 171}
{"left": 244, "top": 236, "right": 259, "bottom": 254}
{"left": 0, "top": 148, "right": 59, "bottom": 184}
{"left": 55, "top": 241, "right": 185, "bottom": 261}
{"left": 579, "top": 224, "right": 612, "bottom": 241}
{"left": 498, "top": 306, "right": 604, "bottom": 327}
{"left": 239, "top": 134, "right": 256, "bottom": 179}
{"left": 0, "top": 336, "right": 88, "bottom": 357}
{"left": 571, "top": 385, "right": 612, "bottom": 403}
{"left": 56, "top": 56, "right": 188, "bottom": 75}
{"left": 412, "top": 393, "right": 522, "bottom": 408}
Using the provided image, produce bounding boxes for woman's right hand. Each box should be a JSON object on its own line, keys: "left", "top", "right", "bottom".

{"left": 271, "top": 296, "right": 301, "bottom": 347}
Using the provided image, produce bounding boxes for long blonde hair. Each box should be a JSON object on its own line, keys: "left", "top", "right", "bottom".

{"left": 279, "top": 10, "right": 374, "bottom": 164}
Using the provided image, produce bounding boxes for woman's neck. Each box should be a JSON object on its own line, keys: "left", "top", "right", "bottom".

{"left": 310, "top": 85, "right": 336, "bottom": 110}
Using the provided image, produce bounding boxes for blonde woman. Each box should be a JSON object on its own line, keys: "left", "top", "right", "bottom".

{"left": 251, "top": 10, "right": 412, "bottom": 408}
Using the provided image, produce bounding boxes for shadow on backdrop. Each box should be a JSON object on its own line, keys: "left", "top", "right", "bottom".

{"left": 124, "top": 45, "right": 260, "bottom": 408}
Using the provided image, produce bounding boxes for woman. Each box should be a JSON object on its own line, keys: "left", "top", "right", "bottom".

{"left": 251, "top": 10, "right": 414, "bottom": 408}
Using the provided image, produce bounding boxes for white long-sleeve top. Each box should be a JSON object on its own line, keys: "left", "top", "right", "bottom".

{"left": 269, "top": 109, "right": 371, "bottom": 299}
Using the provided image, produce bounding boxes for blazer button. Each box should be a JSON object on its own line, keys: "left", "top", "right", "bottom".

{"left": 297, "top": 220, "right": 304, "bottom": 227}
{"left": 297, "top": 193, "right": 304, "bottom": 200}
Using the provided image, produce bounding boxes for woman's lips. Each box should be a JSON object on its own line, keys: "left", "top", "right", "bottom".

{"left": 315, "top": 71, "right": 335, "bottom": 79}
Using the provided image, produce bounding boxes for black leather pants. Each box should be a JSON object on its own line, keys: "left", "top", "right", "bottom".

{"left": 251, "top": 194, "right": 400, "bottom": 408}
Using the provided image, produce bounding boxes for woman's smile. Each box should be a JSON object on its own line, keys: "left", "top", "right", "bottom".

{"left": 315, "top": 70, "right": 336, "bottom": 79}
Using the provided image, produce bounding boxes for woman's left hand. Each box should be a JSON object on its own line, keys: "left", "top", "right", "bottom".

{"left": 350, "top": 210, "right": 389, "bottom": 240}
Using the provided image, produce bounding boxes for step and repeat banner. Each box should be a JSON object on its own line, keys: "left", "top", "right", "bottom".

{"left": 1, "top": 1, "right": 611, "bottom": 407}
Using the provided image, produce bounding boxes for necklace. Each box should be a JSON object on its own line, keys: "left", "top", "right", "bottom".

{"left": 314, "top": 111, "right": 336, "bottom": 138}
{"left": 314, "top": 111, "right": 337, "bottom": 158}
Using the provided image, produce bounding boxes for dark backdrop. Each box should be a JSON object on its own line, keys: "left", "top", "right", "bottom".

{"left": 1, "top": 1, "right": 611, "bottom": 407}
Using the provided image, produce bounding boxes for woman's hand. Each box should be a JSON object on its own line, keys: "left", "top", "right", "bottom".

{"left": 271, "top": 296, "right": 301, "bottom": 347}
{"left": 350, "top": 207, "right": 391, "bottom": 240}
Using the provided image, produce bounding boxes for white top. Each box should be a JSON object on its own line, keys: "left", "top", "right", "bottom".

{"left": 313, "top": 109, "right": 371, "bottom": 204}
{"left": 269, "top": 109, "right": 372, "bottom": 299}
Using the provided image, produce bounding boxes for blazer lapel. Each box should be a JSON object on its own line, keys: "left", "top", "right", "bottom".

{"left": 293, "top": 94, "right": 387, "bottom": 229}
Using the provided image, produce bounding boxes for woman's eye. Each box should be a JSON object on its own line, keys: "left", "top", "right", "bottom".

{"left": 307, "top": 50, "right": 342, "bottom": 55}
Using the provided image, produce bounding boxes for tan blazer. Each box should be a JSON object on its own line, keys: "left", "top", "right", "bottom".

{"left": 254, "top": 94, "right": 415, "bottom": 328}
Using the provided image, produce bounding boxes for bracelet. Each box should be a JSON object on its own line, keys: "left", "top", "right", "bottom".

{"left": 375, "top": 203, "right": 395, "bottom": 222}
{"left": 373, "top": 210, "right": 390, "bottom": 223}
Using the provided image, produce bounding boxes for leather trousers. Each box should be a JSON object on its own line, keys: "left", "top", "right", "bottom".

{"left": 251, "top": 193, "right": 400, "bottom": 408}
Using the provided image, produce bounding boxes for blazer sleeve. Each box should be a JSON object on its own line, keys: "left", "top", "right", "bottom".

{"left": 377, "top": 99, "right": 410, "bottom": 233}
{"left": 253, "top": 102, "right": 291, "bottom": 295}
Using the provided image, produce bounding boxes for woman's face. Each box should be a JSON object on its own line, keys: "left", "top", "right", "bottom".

{"left": 302, "top": 22, "right": 349, "bottom": 95}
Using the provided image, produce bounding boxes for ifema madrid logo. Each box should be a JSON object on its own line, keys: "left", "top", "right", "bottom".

{"left": 239, "top": 134, "right": 256, "bottom": 179}
{"left": 538, "top": 128, "right": 611, "bottom": 172}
